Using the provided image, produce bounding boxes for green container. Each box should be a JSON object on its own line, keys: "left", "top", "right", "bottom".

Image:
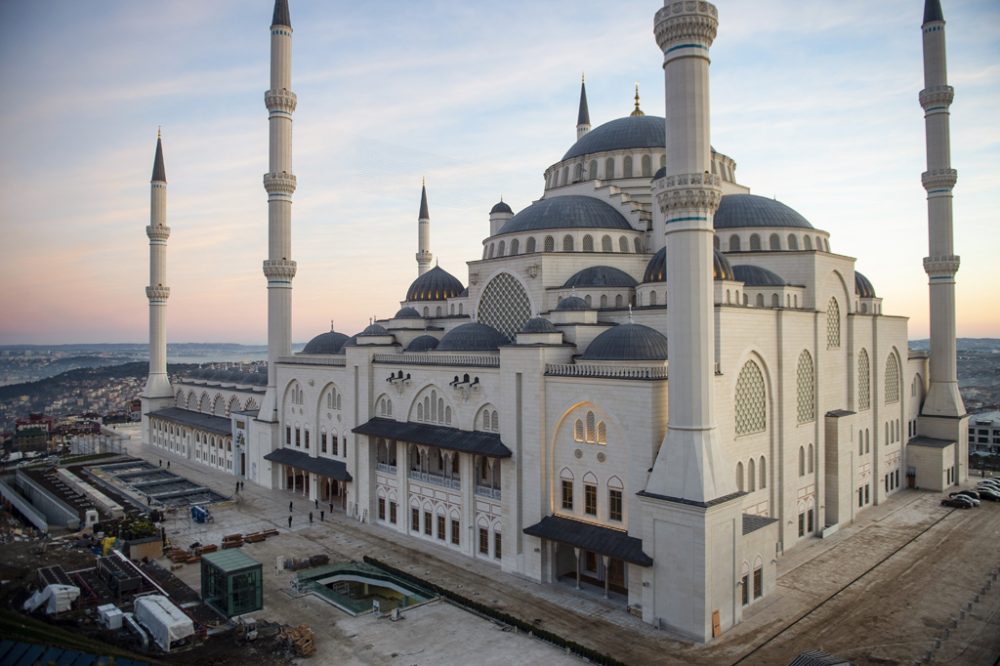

{"left": 200, "top": 549, "right": 263, "bottom": 617}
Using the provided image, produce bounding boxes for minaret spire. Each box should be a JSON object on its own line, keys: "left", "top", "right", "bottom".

{"left": 141, "top": 131, "right": 174, "bottom": 444}
{"left": 918, "top": 0, "right": 967, "bottom": 471}
{"left": 416, "top": 180, "right": 433, "bottom": 276}
{"left": 630, "top": 82, "right": 644, "bottom": 117}
{"left": 259, "top": 0, "right": 297, "bottom": 422}
{"left": 576, "top": 74, "right": 591, "bottom": 140}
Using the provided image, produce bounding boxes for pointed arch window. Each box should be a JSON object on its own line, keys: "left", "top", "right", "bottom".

{"left": 826, "top": 298, "right": 841, "bottom": 349}
{"left": 884, "top": 354, "right": 900, "bottom": 403}
{"left": 858, "top": 348, "right": 871, "bottom": 411}
{"left": 735, "top": 360, "right": 767, "bottom": 436}
{"left": 796, "top": 350, "right": 815, "bottom": 423}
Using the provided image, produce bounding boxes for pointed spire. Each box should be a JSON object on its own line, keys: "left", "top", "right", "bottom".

{"left": 923, "top": 0, "right": 944, "bottom": 24}
{"left": 577, "top": 74, "right": 591, "bottom": 126}
{"left": 419, "top": 179, "right": 430, "bottom": 220}
{"left": 151, "top": 131, "right": 166, "bottom": 183}
{"left": 630, "top": 82, "right": 645, "bottom": 117}
{"left": 272, "top": 0, "right": 291, "bottom": 28}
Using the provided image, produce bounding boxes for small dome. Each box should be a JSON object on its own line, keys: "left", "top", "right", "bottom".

{"left": 497, "top": 195, "right": 632, "bottom": 235}
{"left": 562, "top": 115, "right": 666, "bottom": 161}
{"left": 643, "top": 247, "right": 735, "bottom": 283}
{"left": 406, "top": 335, "right": 440, "bottom": 352}
{"left": 335, "top": 335, "right": 359, "bottom": 354}
{"left": 732, "top": 264, "right": 787, "bottom": 287}
{"left": 302, "top": 330, "right": 350, "bottom": 354}
{"left": 581, "top": 323, "right": 668, "bottom": 361}
{"left": 394, "top": 306, "right": 421, "bottom": 319}
{"left": 555, "top": 296, "right": 589, "bottom": 311}
{"left": 406, "top": 266, "right": 465, "bottom": 302}
{"left": 521, "top": 317, "right": 558, "bottom": 334}
{"left": 855, "top": 271, "right": 876, "bottom": 298}
{"left": 490, "top": 201, "right": 513, "bottom": 215}
{"left": 714, "top": 194, "right": 814, "bottom": 230}
{"left": 563, "top": 266, "right": 638, "bottom": 289}
{"left": 437, "top": 322, "right": 508, "bottom": 352}
{"left": 652, "top": 166, "right": 666, "bottom": 180}
{"left": 360, "top": 323, "right": 388, "bottom": 336}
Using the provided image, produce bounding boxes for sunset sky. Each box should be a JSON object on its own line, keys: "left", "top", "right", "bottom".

{"left": 0, "top": 0, "right": 997, "bottom": 345}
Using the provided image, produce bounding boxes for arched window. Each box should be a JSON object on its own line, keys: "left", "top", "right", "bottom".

{"left": 807, "top": 443, "right": 814, "bottom": 473}
{"left": 826, "top": 298, "right": 841, "bottom": 349}
{"left": 748, "top": 458, "right": 756, "bottom": 491}
{"left": 490, "top": 411, "right": 498, "bottom": 431}
{"left": 859, "top": 430, "right": 864, "bottom": 456}
{"left": 759, "top": 456, "right": 767, "bottom": 489}
{"left": 597, "top": 421, "right": 606, "bottom": 445}
{"left": 788, "top": 234, "right": 799, "bottom": 250}
{"left": 588, "top": 160, "right": 598, "bottom": 180}
{"left": 736, "top": 462, "right": 744, "bottom": 492}
{"left": 804, "top": 235, "right": 813, "bottom": 250}
{"left": 735, "top": 360, "right": 767, "bottom": 436}
{"left": 615, "top": 294, "right": 623, "bottom": 307}
{"left": 730, "top": 235, "right": 741, "bottom": 251}
{"left": 526, "top": 237, "right": 536, "bottom": 253}
{"left": 750, "top": 234, "right": 761, "bottom": 250}
{"left": 574, "top": 419, "right": 584, "bottom": 442}
{"left": 601, "top": 235, "right": 612, "bottom": 252}
{"left": 771, "top": 294, "right": 780, "bottom": 307}
{"left": 714, "top": 235, "right": 720, "bottom": 250}
{"left": 858, "top": 348, "right": 871, "bottom": 411}
{"left": 755, "top": 294, "right": 764, "bottom": 307}
{"left": 634, "top": 237, "right": 642, "bottom": 253}
{"left": 815, "top": 236, "right": 823, "bottom": 251}
{"left": 798, "top": 446, "right": 805, "bottom": 476}
{"left": 604, "top": 157, "right": 615, "bottom": 179}
{"left": 544, "top": 235, "right": 554, "bottom": 252}
{"left": 584, "top": 295, "right": 592, "bottom": 307}
{"left": 585, "top": 411, "right": 596, "bottom": 443}
{"left": 619, "top": 236, "right": 628, "bottom": 253}
{"left": 623, "top": 156, "right": 633, "bottom": 178}
{"left": 599, "top": 294, "right": 608, "bottom": 308}
{"left": 510, "top": 239, "right": 519, "bottom": 255}
{"left": 573, "top": 163, "right": 583, "bottom": 182}
{"left": 641, "top": 154, "right": 652, "bottom": 177}
{"left": 884, "top": 354, "right": 900, "bottom": 403}
{"left": 769, "top": 234, "right": 780, "bottom": 250}
{"left": 649, "top": 291, "right": 657, "bottom": 306}
{"left": 497, "top": 240, "right": 505, "bottom": 257}
{"left": 582, "top": 235, "right": 594, "bottom": 252}
{"left": 563, "top": 235, "right": 574, "bottom": 252}
{"left": 488, "top": 244, "right": 495, "bottom": 259}
{"left": 796, "top": 350, "right": 815, "bottom": 423}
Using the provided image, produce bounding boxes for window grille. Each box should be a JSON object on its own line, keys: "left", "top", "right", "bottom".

{"left": 884, "top": 354, "right": 900, "bottom": 403}
{"left": 826, "top": 298, "right": 841, "bottom": 349}
{"left": 858, "top": 349, "right": 871, "bottom": 411}
{"left": 796, "top": 350, "right": 815, "bottom": 423}
{"left": 735, "top": 360, "right": 766, "bottom": 436}
{"left": 478, "top": 272, "right": 531, "bottom": 341}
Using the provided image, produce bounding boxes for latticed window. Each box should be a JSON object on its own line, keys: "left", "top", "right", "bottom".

{"left": 884, "top": 354, "right": 900, "bottom": 403}
{"left": 735, "top": 360, "right": 766, "bottom": 436}
{"left": 826, "top": 298, "right": 841, "bottom": 349}
{"left": 796, "top": 350, "right": 815, "bottom": 423}
{"left": 478, "top": 272, "right": 531, "bottom": 341}
{"left": 585, "top": 411, "right": 596, "bottom": 443}
{"left": 858, "top": 349, "right": 871, "bottom": 411}
{"left": 574, "top": 419, "right": 584, "bottom": 442}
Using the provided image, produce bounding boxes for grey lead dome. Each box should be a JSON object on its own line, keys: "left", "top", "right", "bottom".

{"left": 497, "top": 195, "right": 631, "bottom": 235}
{"left": 581, "top": 323, "right": 669, "bottom": 361}
{"left": 714, "top": 194, "right": 814, "bottom": 230}
{"left": 437, "top": 322, "right": 509, "bottom": 352}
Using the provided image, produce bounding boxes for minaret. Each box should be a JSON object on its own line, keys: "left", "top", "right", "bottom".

{"left": 259, "top": 0, "right": 297, "bottom": 422}
{"left": 576, "top": 75, "right": 591, "bottom": 140}
{"left": 141, "top": 131, "right": 174, "bottom": 448}
{"left": 144, "top": 131, "right": 172, "bottom": 401}
{"left": 416, "top": 180, "right": 432, "bottom": 276}
{"left": 639, "top": 1, "right": 743, "bottom": 641}
{"left": 918, "top": 0, "right": 967, "bottom": 480}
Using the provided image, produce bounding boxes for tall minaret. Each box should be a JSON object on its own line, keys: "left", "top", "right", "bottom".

{"left": 259, "top": 0, "right": 297, "bottom": 422}
{"left": 639, "top": 1, "right": 743, "bottom": 642}
{"left": 920, "top": 0, "right": 964, "bottom": 419}
{"left": 144, "top": 131, "right": 172, "bottom": 401}
{"left": 416, "top": 180, "right": 432, "bottom": 276}
{"left": 576, "top": 75, "right": 591, "bottom": 140}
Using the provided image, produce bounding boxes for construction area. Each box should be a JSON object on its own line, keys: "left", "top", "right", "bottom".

{"left": 1, "top": 432, "right": 999, "bottom": 665}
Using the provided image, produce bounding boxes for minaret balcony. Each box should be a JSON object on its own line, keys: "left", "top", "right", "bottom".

{"left": 263, "top": 172, "right": 297, "bottom": 195}
{"left": 921, "top": 168, "right": 957, "bottom": 190}
{"left": 146, "top": 225, "right": 171, "bottom": 241}
{"left": 654, "top": 172, "right": 722, "bottom": 214}
{"left": 919, "top": 85, "right": 954, "bottom": 109}
{"left": 265, "top": 88, "right": 297, "bottom": 114}
{"left": 263, "top": 259, "right": 297, "bottom": 280}
{"left": 923, "top": 255, "right": 960, "bottom": 276}
{"left": 145, "top": 286, "right": 170, "bottom": 301}
{"left": 654, "top": 1, "right": 718, "bottom": 49}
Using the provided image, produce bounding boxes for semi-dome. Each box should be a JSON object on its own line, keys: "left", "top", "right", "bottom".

{"left": 732, "top": 264, "right": 787, "bottom": 287}
{"left": 394, "top": 306, "right": 421, "bottom": 319}
{"left": 643, "top": 247, "right": 735, "bottom": 283}
{"left": 714, "top": 194, "right": 813, "bottom": 230}
{"left": 490, "top": 200, "right": 513, "bottom": 215}
{"left": 335, "top": 334, "right": 359, "bottom": 354}
{"left": 496, "top": 195, "right": 632, "bottom": 235}
{"left": 581, "top": 323, "right": 668, "bottom": 361}
{"left": 555, "top": 296, "right": 590, "bottom": 311}
{"left": 521, "top": 317, "right": 558, "bottom": 334}
{"left": 562, "top": 115, "right": 666, "bottom": 161}
{"left": 360, "top": 323, "right": 389, "bottom": 336}
{"left": 406, "top": 266, "right": 465, "bottom": 302}
{"left": 406, "top": 335, "right": 440, "bottom": 352}
{"left": 855, "top": 271, "right": 876, "bottom": 298}
{"left": 563, "top": 266, "right": 638, "bottom": 289}
{"left": 437, "top": 322, "right": 508, "bottom": 352}
{"left": 302, "top": 330, "right": 350, "bottom": 354}
{"left": 652, "top": 166, "right": 666, "bottom": 180}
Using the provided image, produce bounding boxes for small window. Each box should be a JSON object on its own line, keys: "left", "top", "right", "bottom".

{"left": 526, "top": 237, "right": 536, "bottom": 253}
{"left": 437, "top": 515, "right": 446, "bottom": 541}
{"left": 584, "top": 483, "right": 597, "bottom": 516}
{"left": 479, "top": 527, "right": 489, "bottom": 555}
{"left": 563, "top": 235, "right": 574, "bottom": 252}
{"left": 561, "top": 479, "right": 573, "bottom": 510}
{"left": 389, "top": 502, "right": 397, "bottom": 524}
{"left": 451, "top": 519, "right": 460, "bottom": 545}
{"left": 411, "top": 507, "right": 419, "bottom": 532}
{"left": 378, "top": 497, "right": 386, "bottom": 520}
{"left": 753, "top": 567, "right": 763, "bottom": 599}
{"left": 494, "top": 531, "right": 502, "bottom": 560}
{"left": 583, "top": 235, "right": 594, "bottom": 252}
{"left": 424, "top": 511, "right": 432, "bottom": 536}
{"left": 609, "top": 489, "right": 622, "bottom": 521}
{"left": 544, "top": 236, "right": 554, "bottom": 252}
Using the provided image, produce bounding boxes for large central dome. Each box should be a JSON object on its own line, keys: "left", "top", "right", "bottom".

{"left": 562, "top": 115, "right": 665, "bottom": 161}
{"left": 496, "top": 195, "right": 632, "bottom": 235}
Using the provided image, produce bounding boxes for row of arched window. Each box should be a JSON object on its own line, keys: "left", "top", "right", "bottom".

{"left": 485, "top": 233, "right": 642, "bottom": 259}
{"left": 376, "top": 396, "right": 393, "bottom": 417}
{"left": 547, "top": 153, "right": 666, "bottom": 189}
{"left": 736, "top": 456, "right": 767, "bottom": 492}
{"left": 719, "top": 232, "right": 829, "bottom": 253}
{"left": 857, "top": 349, "right": 902, "bottom": 412}
{"left": 415, "top": 389, "right": 452, "bottom": 426}
{"left": 479, "top": 407, "right": 499, "bottom": 433}
{"left": 176, "top": 390, "right": 258, "bottom": 417}
{"left": 559, "top": 468, "right": 624, "bottom": 522}
{"left": 798, "top": 444, "right": 815, "bottom": 476}
{"left": 573, "top": 411, "right": 607, "bottom": 445}
{"left": 325, "top": 386, "right": 342, "bottom": 410}
{"left": 558, "top": 293, "right": 629, "bottom": 309}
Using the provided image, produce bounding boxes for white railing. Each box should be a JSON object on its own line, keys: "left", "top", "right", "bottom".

{"left": 375, "top": 463, "right": 397, "bottom": 474}
{"left": 408, "top": 469, "right": 461, "bottom": 490}
{"left": 475, "top": 485, "right": 502, "bottom": 500}
{"left": 373, "top": 353, "right": 500, "bottom": 368}
{"left": 545, "top": 364, "right": 668, "bottom": 380}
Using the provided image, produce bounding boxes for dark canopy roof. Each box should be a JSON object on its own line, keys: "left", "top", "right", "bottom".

{"left": 524, "top": 515, "right": 653, "bottom": 566}
{"left": 353, "top": 418, "right": 511, "bottom": 458}
{"left": 263, "top": 447, "right": 352, "bottom": 481}
{"left": 147, "top": 407, "right": 230, "bottom": 436}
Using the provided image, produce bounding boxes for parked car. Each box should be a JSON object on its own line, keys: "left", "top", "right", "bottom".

{"left": 976, "top": 479, "right": 1000, "bottom": 491}
{"left": 976, "top": 487, "right": 1000, "bottom": 502}
{"left": 942, "top": 496, "right": 976, "bottom": 508}
{"left": 952, "top": 489, "right": 981, "bottom": 500}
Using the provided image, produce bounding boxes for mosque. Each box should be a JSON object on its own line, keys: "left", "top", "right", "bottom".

{"left": 139, "top": 0, "right": 967, "bottom": 641}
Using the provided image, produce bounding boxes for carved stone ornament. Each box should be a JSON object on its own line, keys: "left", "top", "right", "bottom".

{"left": 524, "top": 264, "right": 540, "bottom": 279}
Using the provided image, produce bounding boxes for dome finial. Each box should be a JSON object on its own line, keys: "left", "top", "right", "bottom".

{"left": 330, "top": 319, "right": 335, "bottom": 332}
{"left": 630, "top": 82, "right": 644, "bottom": 117}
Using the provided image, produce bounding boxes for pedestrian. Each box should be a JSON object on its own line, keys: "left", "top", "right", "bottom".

{"left": 320, "top": 510, "right": 324, "bottom": 522}
{"left": 289, "top": 501, "right": 293, "bottom": 512}
{"left": 314, "top": 498, "right": 319, "bottom": 509}
{"left": 288, "top": 515, "right": 292, "bottom": 529}
{"left": 329, "top": 502, "right": 333, "bottom": 514}
{"left": 240, "top": 481, "right": 244, "bottom": 491}
{"left": 309, "top": 511, "right": 313, "bottom": 523}
{"left": 236, "top": 482, "right": 240, "bottom": 494}
{"left": 158, "top": 459, "right": 162, "bottom": 467}
{"left": 167, "top": 460, "right": 170, "bottom": 469}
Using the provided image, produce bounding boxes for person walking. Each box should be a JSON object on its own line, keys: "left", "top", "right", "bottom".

{"left": 309, "top": 511, "right": 313, "bottom": 524}
{"left": 289, "top": 501, "right": 293, "bottom": 512}
{"left": 314, "top": 498, "right": 319, "bottom": 509}
{"left": 287, "top": 515, "right": 292, "bottom": 529}
{"left": 236, "top": 481, "right": 240, "bottom": 494}
{"left": 320, "top": 510, "right": 324, "bottom": 522}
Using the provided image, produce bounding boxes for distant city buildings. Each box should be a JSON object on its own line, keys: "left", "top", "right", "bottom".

{"left": 968, "top": 411, "right": 1000, "bottom": 455}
